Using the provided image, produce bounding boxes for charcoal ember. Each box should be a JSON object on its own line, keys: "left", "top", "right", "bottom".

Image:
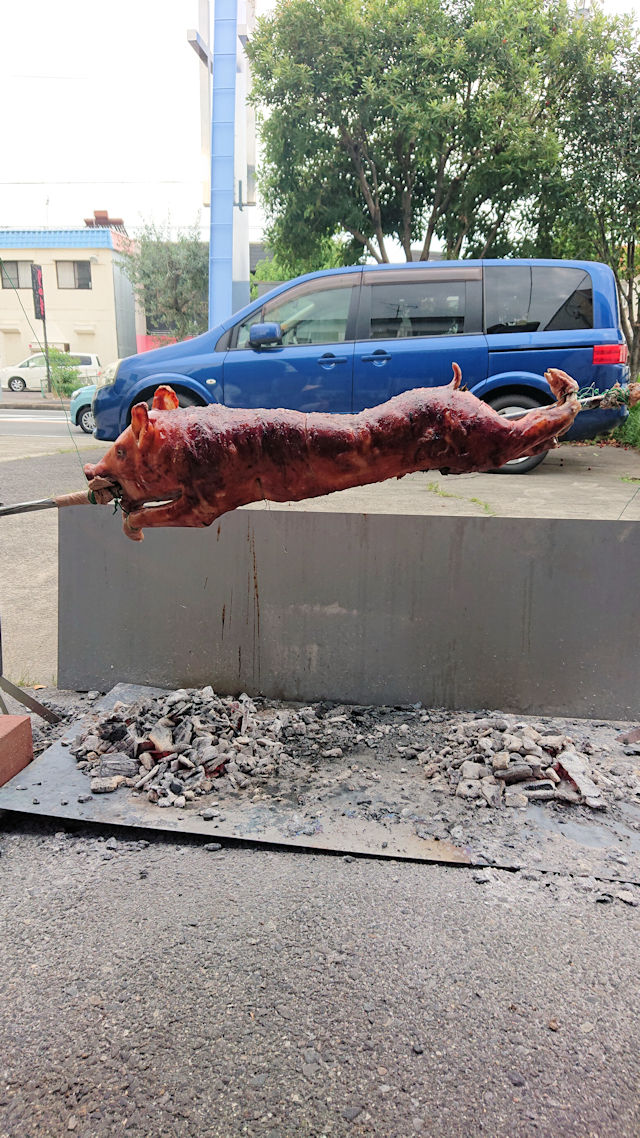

{"left": 91, "top": 754, "right": 139, "bottom": 779}
{"left": 97, "top": 715, "right": 129, "bottom": 744}
{"left": 520, "top": 780, "right": 556, "bottom": 800}
{"left": 493, "top": 763, "right": 534, "bottom": 784}
{"left": 135, "top": 768, "right": 156, "bottom": 790}
{"left": 148, "top": 721, "right": 174, "bottom": 752}
{"left": 170, "top": 719, "right": 193, "bottom": 746}
{"left": 90, "top": 775, "right": 125, "bottom": 794}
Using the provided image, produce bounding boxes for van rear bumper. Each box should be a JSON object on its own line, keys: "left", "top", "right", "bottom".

{"left": 563, "top": 404, "right": 628, "bottom": 442}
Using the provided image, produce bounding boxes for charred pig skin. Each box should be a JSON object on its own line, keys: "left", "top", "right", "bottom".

{"left": 84, "top": 365, "right": 580, "bottom": 541}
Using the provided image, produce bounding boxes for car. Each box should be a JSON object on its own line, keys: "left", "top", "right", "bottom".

{"left": 0, "top": 352, "right": 101, "bottom": 393}
{"left": 69, "top": 384, "right": 97, "bottom": 433}
{"left": 92, "top": 259, "right": 630, "bottom": 472}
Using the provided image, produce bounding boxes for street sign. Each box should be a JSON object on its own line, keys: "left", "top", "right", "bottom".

{"left": 31, "top": 264, "right": 45, "bottom": 321}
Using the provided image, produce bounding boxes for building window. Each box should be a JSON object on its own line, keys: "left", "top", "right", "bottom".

{"left": 56, "top": 260, "right": 92, "bottom": 289}
{"left": 1, "top": 260, "right": 33, "bottom": 289}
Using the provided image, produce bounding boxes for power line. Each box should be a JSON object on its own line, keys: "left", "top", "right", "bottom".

{"left": 0, "top": 180, "right": 201, "bottom": 186}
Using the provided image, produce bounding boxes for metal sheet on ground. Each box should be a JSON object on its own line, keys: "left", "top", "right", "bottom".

{"left": 1, "top": 685, "right": 639, "bottom": 883}
{"left": 0, "top": 684, "right": 472, "bottom": 864}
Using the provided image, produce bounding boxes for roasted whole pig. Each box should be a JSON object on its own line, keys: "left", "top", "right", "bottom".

{"left": 84, "top": 365, "right": 580, "bottom": 541}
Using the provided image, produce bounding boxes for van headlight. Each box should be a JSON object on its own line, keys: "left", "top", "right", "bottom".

{"left": 97, "top": 359, "right": 121, "bottom": 387}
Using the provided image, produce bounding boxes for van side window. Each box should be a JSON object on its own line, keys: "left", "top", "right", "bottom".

{"left": 232, "top": 275, "right": 357, "bottom": 348}
{"left": 368, "top": 279, "right": 467, "bottom": 339}
{"left": 485, "top": 266, "right": 593, "bottom": 333}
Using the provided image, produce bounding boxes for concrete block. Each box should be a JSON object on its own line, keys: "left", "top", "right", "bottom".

{"left": 0, "top": 716, "right": 33, "bottom": 787}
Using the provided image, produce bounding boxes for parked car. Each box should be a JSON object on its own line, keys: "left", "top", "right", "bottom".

{"left": 69, "top": 384, "right": 96, "bottom": 433}
{"left": 92, "top": 260, "right": 630, "bottom": 472}
{"left": 0, "top": 352, "right": 101, "bottom": 393}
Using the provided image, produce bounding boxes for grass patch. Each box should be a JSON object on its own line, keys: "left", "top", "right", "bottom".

{"left": 425, "top": 480, "right": 458, "bottom": 499}
{"left": 470, "top": 496, "right": 495, "bottom": 516}
{"left": 426, "top": 480, "right": 495, "bottom": 515}
{"left": 613, "top": 403, "right": 640, "bottom": 451}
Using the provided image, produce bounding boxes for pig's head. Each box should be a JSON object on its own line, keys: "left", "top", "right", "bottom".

{"left": 84, "top": 385, "right": 186, "bottom": 515}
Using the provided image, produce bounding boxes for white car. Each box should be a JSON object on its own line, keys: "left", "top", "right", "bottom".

{"left": 0, "top": 352, "right": 101, "bottom": 392}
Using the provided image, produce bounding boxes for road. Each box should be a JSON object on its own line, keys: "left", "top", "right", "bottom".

{"left": 1, "top": 815, "right": 639, "bottom": 1138}
{"left": 0, "top": 407, "right": 102, "bottom": 463}
{"left": 0, "top": 408, "right": 78, "bottom": 440}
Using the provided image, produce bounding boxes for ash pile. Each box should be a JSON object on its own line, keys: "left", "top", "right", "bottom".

{"left": 423, "top": 717, "right": 625, "bottom": 810}
{"left": 64, "top": 686, "right": 640, "bottom": 816}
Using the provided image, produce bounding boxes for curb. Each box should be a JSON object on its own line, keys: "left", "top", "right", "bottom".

{"left": 1, "top": 399, "right": 71, "bottom": 410}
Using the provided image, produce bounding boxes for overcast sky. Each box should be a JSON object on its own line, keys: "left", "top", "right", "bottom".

{"left": 1, "top": 0, "right": 637, "bottom": 242}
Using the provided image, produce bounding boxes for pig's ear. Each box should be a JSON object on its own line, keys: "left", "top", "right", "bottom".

{"left": 152, "top": 385, "right": 180, "bottom": 411}
{"left": 131, "top": 401, "right": 150, "bottom": 445}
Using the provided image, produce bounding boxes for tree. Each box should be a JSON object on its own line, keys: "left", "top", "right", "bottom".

{"left": 247, "top": 0, "right": 615, "bottom": 265}
{"left": 250, "top": 237, "right": 352, "bottom": 297}
{"left": 48, "top": 349, "right": 83, "bottom": 397}
{"left": 536, "top": 33, "right": 640, "bottom": 376}
{"left": 123, "top": 223, "right": 208, "bottom": 340}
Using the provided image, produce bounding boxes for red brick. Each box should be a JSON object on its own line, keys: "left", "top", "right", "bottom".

{"left": 0, "top": 716, "right": 33, "bottom": 787}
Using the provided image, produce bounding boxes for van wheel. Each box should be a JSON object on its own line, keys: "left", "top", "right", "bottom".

{"left": 486, "top": 393, "right": 549, "bottom": 474}
{"left": 78, "top": 406, "right": 95, "bottom": 433}
{"left": 8, "top": 376, "right": 26, "bottom": 392}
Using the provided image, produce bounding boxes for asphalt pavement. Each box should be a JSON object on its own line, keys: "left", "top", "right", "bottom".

{"left": 1, "top": 815, "right": 639, "bottom": 1138}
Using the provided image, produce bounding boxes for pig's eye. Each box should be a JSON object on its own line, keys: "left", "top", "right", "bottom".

{"left": 116, "top": 447, "right": 127, "bottom": 460}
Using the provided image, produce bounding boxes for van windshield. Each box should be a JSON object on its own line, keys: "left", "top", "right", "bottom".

{"left": 485, "top": 266, "right": 593, "bottom": 334}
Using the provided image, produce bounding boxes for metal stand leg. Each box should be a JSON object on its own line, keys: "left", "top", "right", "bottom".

{"left": 0, "top": 616, "right": 60, "bottom": 723}
{"left": 0, "top": 676, "right": 60, "bottom": 723}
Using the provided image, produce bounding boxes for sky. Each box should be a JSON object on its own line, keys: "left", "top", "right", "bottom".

{"left": 0, "top": 0, "right": 638, "bottom": 243}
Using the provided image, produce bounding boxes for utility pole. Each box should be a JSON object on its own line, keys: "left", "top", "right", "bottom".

{"left": 188, "top": 0, "right": 256, "bottom": 329}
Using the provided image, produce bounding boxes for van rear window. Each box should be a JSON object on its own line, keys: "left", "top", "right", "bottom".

{"left": 485, "top": 266, "right": 593, "bottom": 334}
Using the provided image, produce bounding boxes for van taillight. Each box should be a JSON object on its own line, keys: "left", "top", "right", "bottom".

{"left": 593, "top": 344, "right": 628, "bottom": 364}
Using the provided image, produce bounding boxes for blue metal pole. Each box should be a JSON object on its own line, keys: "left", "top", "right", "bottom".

{"left": 209, "top": 0, "right": 238, "bottom": 328}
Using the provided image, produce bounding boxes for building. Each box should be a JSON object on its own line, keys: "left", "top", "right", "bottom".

{"left": 0, "top": 213, "right": 141, "bottom": 369}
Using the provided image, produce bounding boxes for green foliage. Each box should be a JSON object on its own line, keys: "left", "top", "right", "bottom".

{"left": 47, "top": 348, "right": 82, "bottom": 397}
{"left": 250, "top": 238, "right": 354, "bottom": 298}
{"left": 521, "top": 28, "right": 640, "bottom": 375}
{"left": 613, "top": 404, "right": 640, "bottom": 451}
{"left": 247, "top": 0, "right": 619, "bottom": 266}
{"left": 122, "top": 222, "right": 208, "bottom": 340}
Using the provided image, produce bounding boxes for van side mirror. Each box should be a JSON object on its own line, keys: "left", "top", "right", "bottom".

{"left": 249, "top": 322, "right": 282, "bottom": 348}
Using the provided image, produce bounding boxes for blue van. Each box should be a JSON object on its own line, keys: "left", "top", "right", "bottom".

{"left": 93, "top": 258, "right": 629, "bottom": 472}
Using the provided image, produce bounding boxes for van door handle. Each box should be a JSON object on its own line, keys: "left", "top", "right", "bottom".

{"left": 361, "top": 350, "right": 392, "bottom": 364}
{"left": 318, "top": 353, "right": 348, "bottom": 369}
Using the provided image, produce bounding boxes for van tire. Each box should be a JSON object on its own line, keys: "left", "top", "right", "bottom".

{"left": 127, "top": 387, "right": 204, "bottom": 423}
{"left": 485, "top": 392, "right": 549, "bottom": 474}
{"left": 145, "top": 390, "right": 201, "bottom": 411}
{"left": 78, "top": 406, "right": 95, "bottom": 433}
